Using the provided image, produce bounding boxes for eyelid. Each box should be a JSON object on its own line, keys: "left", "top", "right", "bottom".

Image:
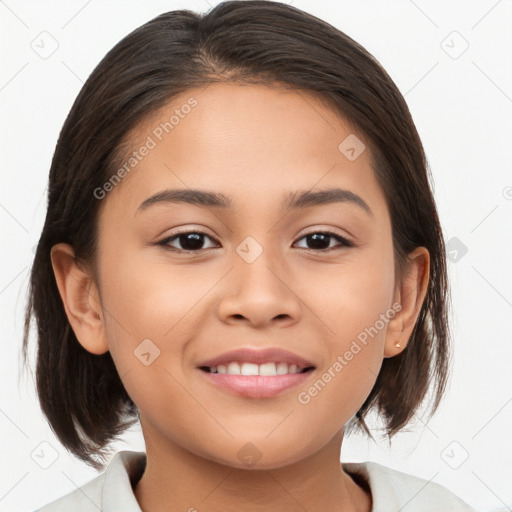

{"left": 297, "top": 226, "right": 353, "bottom": 243}
{"left": 155, "top": 225, "right": 219, "bottom": 242}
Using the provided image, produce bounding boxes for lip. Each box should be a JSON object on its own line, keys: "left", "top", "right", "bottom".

{"left": 198, "top": 367, "right": 316, "bottom": 398}
{"left": 196, "top": 347, "right": 316, "bottom": 370}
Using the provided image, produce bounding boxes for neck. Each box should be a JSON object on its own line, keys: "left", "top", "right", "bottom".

{"left": 133, "top": 423, "right": 372, "bottom": 512}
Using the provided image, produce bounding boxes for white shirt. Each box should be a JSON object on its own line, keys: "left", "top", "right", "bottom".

{"left": 35, "top": 450, "right": 476, "bottom": 511}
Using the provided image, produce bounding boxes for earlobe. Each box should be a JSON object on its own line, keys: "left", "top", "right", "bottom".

{"left": 384, "top": 247, "right": 430, "bottom": 358}
{"left": 50, "top": 243, "right": 109, "bottom": 355}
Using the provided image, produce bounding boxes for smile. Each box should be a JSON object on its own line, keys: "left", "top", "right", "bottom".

{"left": 199, "top": 361, "right": 314, "bottom": 375}
{"left": 198, "top": 365, "right": 315, "bottom": 398}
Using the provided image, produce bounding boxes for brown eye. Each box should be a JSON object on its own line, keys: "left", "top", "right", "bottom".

{"left": 294, "top": 231, "right": 353, "bottom": 251}
{"left": 157, "top": 230, "right": 353, "bottom": 253}
{"left": 158, "top": 231, "right": 219, "bottom": 252}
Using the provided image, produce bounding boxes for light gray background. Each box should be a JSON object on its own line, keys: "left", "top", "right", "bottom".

{"left": 1, "top": 1, "right": 511, "bottom": 511}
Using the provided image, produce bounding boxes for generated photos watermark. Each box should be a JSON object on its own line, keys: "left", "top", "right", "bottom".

{"left": 93, "top": 97, "right": 198, "bottom": 200}
{"left": 297, "top": 301, "right": 402, "bottom": 405}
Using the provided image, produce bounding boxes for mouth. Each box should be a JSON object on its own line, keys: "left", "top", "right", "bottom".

{"left": 196, "top": 346, "right": 316, "bottom": 373}
{"left": 198, "top": 362, "right": 315, "bottom": 375}
{"left": 195, "top": 347, "right": 317, "bottom": 398}
{"left": 197, "top": 362, "right": 316, "bottom": 398}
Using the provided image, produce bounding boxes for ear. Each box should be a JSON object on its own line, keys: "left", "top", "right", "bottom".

{"left": 50, "top": 243, "right": 109, "bottom": 355}
{"left": 384, "top": 247, "right": 430, "bottom": 358}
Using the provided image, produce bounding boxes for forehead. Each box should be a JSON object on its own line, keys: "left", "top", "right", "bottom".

{"left": 102, "top": 82, "right": 387, "bottom": 219}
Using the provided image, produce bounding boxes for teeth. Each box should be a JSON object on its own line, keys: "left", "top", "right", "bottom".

{"left": 208, "top": 362, "right": 304, "bottom": 376}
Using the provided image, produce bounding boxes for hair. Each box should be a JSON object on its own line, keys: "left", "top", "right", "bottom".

{"left": 22, "top": 0, "right": 451, "bottom": 469}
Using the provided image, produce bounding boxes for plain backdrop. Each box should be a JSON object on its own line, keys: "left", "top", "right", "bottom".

{"left": 1, "top": 1, "right": 511, "bottom": 511}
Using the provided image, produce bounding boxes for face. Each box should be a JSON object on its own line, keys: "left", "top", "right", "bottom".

{"left": 74, "top": 83, "right": 406, "bottom": 468}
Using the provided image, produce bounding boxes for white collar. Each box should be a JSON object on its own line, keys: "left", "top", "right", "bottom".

{"left": 96, "top": 450, "right": 474, "bottom": 512}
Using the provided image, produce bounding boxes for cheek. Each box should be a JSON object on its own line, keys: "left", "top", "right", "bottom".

{"left": 303, "top": 240, "right": 395, "bottom": 341}
{"left": 96, "top": 250, "right": 198, "bottom": 418}
{"left": 99, "top": 247, "right": 209, "bottom": 337}
{"left": 297, "top": 243, "right": 395, "bottom": 414}
{"left": 97, "top": 246, "right": 219, "bottom": 386}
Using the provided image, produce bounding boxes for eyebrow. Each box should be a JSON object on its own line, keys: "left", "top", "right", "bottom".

{"left": 136, "top": 187, "right": 373, "bottom": 216}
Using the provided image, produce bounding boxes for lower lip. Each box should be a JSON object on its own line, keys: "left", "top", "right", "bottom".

{"left": 198, "top": 368, "right": 315, "bottom": 398}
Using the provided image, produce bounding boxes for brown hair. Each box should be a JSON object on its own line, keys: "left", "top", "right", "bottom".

{"left": 23, "top": 0, "right": 451, "bottom": 469}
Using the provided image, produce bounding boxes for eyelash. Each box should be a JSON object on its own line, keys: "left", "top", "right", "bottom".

{"left": 156, "top": 229, "right": 354, "bottom": 253}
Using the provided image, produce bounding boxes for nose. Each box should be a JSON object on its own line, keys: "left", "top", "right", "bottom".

{"left": 216, "top": 249, "right": 302, "bottom": 329}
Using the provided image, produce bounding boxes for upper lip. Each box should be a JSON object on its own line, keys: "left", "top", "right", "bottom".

{"left": 197, "top": 347, "right": 316, "bottom": 370}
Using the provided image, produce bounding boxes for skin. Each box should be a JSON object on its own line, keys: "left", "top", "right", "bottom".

{"left": 51, "top": 83, "right": 429, "bottom": 512}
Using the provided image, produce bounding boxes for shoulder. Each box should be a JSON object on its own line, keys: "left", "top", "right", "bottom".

{"left": 33, "top": 451, "right": 146, "bottom": 512}
{"left": 342, "top": 460, "right": 476, "bottom": 512}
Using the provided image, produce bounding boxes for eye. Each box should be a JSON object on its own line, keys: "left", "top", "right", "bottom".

{"left": 157, "top": 229, "right": 352, "bottom": 253}
{"left": 157, "top": 231, "right": 219, "bottom": 252}
{"left": 294, "top": 231, "right": 353, "bottom": 251}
